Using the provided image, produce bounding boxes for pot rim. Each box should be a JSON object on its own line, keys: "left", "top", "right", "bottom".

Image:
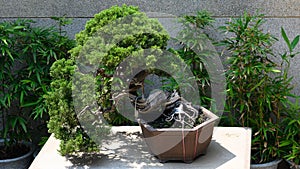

{"left": 138, "top": 106, "right": 219, "bottom": 132}
{"left": 250, "top": 159, "right": 282, "bottom": 167}
{"left": 0, "top": 139, "right": 35, "bottom": 163}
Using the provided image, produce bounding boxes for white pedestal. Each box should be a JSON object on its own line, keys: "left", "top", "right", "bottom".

{"left": 29, "top": 127, "right": 251, "bottom": 169}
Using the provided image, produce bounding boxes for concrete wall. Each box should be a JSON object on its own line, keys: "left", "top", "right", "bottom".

{"left": 1, "top": 0, "right": 300, "bottom": 95}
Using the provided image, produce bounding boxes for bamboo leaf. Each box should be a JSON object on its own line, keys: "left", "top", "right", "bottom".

{"left": 36, "top": 72, "right": 41, "bottom": 84}
{"left": 19, "top": 118, "right": 27, "bottom": 133}
{"left": 11, "top": 117, "right": 18, "bottom": 129}
{"left": 20, "top": 91, "right": 24, "bottom": 105}
{"left": 281, "top": 27, "right": 291, "bottom": 51}
{"left": 6, "top": 49, "right": 14, "bottom": 61}
{"left": 13, "top": 25, "right": 26, "bottom": 30}
{"left": 279, "top": 141, "right": 291, "bottom": 147}
{"left": 21, "top": 101, "right": 39, "bottom": 107}
{"left": 250, "top": 78, "right": 265, "bottom": 92}
{"left": 291, "top": 35, "right": 299, "bottom": 50}
{"left": 270, "top": 69, "right": 281, "bottom": 73}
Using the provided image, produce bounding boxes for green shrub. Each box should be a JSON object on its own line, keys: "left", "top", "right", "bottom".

{"left": 220, "top": 13, "right": 298, "bottom": 164}
{"left": 0, "top": 19, "right": 74, "bottom": 152}
{"left": 174, "top": 10, "right": 215, "bottom": 108}
{"left": 279, "top": 28, "right": 300, "bottom": 166}
{"left": 46, "top": 4, "right": 169, "bottom": 155}
{"left": 280, "top": 98, "right": 300, "bottom": 166}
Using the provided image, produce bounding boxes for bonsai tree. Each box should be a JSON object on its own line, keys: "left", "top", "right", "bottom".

{"left": 220, "top": 13, "right": 298, "bottom": 165}
{"left": 0, "top": 19, "right": 74, "bottom": 160}
{"left": 46, "top": 4, "right": 170, "bottom": 155}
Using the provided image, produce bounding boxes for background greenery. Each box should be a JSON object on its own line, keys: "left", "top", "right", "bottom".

{"left": 0, "top": 18, "right": 74, "bottom": 154}
{"left": 219, "top": 12, "right": 299, "bottom": 164}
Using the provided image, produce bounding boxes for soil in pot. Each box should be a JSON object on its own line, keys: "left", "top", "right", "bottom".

{"left": 0, "top": 144, "right": 30, "bottom": 160}
{"left": 0, "top": 140, "right": 34, "bottom": 169}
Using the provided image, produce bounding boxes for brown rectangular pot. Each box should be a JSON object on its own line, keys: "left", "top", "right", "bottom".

{"left": 139, "top": 107, "right": 219, "bottom": 163}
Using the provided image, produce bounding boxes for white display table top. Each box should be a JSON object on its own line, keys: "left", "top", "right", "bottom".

{"left": 29, "top": 126, "right": 251, "bottom": 169}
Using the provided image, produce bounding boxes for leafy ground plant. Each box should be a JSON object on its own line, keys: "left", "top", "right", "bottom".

{"left": 0, "top": 19, "right": 74, "bottom": 159}
{"left": 220, "top": 12, "right": 298, "bottom": 164}
{"left": 280, "top": 98, "right": 300, "bottom": 167}
{"left": 279, "top": 28, "right": 300, "bottom": 168}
